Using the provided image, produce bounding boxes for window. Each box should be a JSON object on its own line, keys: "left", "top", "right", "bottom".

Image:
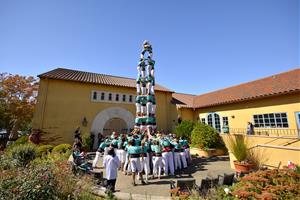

{"left": 201, "top": 118, "right": 206, "bottom": 124}
{"left": 122, "top": 94, "right": 126, "bottom": 102}
{"left": 101, "top": 92, "right": 105, "bottom": 100}
{"left": 207, "top": 113, "right": 221, "bottom": 132}
{"left": 253, "top": 113, "right": 289, "bottom": 128}
{"left": 108, "top": 93, "right": 112, "bottom": 101}
{"left": 222, "top": 117, "right": 229, "bottom": 126}
{"left": 115, "top": 94, "right": 119, "bottom": 101}
{"left": 129, "top": 95, "right": 133, "bottom": 102}
{"left": 92, "top": 91, "right": 97, "bottom": 100}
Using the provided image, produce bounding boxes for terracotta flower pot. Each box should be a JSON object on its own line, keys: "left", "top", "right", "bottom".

{"left": 233, "top": 161, "right": 255, "bottom": 173}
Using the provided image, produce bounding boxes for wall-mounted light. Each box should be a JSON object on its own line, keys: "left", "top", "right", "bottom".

{"left": 82, "top": 117, "right": 88, "bottom": 127}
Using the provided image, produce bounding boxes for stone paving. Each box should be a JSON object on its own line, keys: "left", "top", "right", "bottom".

{"left": 93, "top": 155, "right": 234, "bottom": 199}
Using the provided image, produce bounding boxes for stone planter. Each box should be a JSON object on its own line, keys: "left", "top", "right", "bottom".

{"left": 190, "top": 147, "right": 226, "bottom": 158}
{"left": 233, "top": 161, "right": 256, "bottom": 173}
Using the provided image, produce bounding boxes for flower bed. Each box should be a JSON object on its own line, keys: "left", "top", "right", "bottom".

{"left": 219, "top": 167, "right": 300, "bottom": 199}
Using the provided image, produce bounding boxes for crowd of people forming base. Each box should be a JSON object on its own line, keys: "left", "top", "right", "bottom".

{"left": 89, "top": 129, "right": 192, "bottom": 193}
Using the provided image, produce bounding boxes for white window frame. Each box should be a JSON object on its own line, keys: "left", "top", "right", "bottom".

{"left": 90, "top": 90, "right": 135, "bottom": 104}
{"left": 206, "top": 112, "right": 221, "bottom": 133}
{"left": 253, "top": 112, "right": 289, "bottom": 128}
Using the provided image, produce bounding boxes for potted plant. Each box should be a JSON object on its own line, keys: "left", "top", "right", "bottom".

{"left": 225, "top": 134, "right": 255, "bottom": 173}
{"left": 190, "top": 123, "right": 226, "bottom": 157}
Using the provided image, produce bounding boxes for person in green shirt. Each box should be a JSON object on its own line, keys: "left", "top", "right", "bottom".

{"left": 179, "top": 137, "right": 191, "bottom": 164}
{"left": 127, "top": 140, "right": 145, "bottom": 186}
{"left": 139, "top": 140, "right": 150, "bottom": 183}
{"left": 151, "top": 140, "right": 163, "bottom": 179}
{"left": 161, "top": 137, "right": 175, "bottom": 176}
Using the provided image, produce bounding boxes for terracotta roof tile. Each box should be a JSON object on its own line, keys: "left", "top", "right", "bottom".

{"left": 193, "top": 68, "right": 300, "bottom": 108}
{"left": 172, "top": 93, "right": 196, "bottom": 108}
{"left": 38, "top": 68, "right": 173, "bottom": 93}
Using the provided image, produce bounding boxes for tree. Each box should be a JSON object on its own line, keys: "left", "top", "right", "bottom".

{"left": 174, "top": 120, "right": 195, "bottom": 140}
{"left": 0, "top": 73, "right": 38, "bottom": 140}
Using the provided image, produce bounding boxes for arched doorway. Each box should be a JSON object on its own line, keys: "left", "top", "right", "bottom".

{"left": 207, "top": 113, "right": 221, "bottom": 132}
{"left": 91, "top": 107, "right": 135, "bottom": 148}
{"left": 103, "top": 117, "right": 128, "bottom": 136}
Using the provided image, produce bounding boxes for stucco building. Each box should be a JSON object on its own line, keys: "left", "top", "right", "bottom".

{"left": 33, "top": 68, "right": 300, "bottom": 162}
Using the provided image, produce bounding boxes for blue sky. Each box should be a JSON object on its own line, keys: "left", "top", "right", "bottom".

{"left": 0, "top": 0, "right": 299, "bottom": 94}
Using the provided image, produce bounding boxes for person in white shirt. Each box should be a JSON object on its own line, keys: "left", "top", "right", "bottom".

{"left": 103, "top": 147, "right": 120, "bottom": 193}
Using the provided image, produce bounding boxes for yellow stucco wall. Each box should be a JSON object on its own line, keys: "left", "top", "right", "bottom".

{"left": 33, "top": 78, "right": 177, "bottom": 145}
{"left": 195, "top": 93, "right": 300, "bottom": 136}
{"left": 222, "top": 134, "right": 300, "bottom": 169}
{"left": 177, "top": 107, "right": 195, "bottom": 121}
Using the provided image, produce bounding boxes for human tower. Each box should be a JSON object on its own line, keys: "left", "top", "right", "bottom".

{"left": 134, "top": 40, "right": 156, "bottom": 132}
{"left": 92, "top": 41, "right": 192, "bottom": 190}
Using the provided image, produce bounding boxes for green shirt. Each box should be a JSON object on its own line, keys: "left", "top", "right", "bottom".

{"left": 148, "top": 58, "right": 155, "bottom": 67}
{"left": 151, "top": 145, "right": 162, "bottom": 153}
{"left": 179, "top": 139, "right": 188, "bottom": 146}
{"left": 146, "top": 117, "right": 156, "bottom": 124}
{"left": 146, "top": 76, "right": 155, "bottom": 85}
{"left": 127, "top": 145, "right": 142, "bottom": 154}
{"left": 146, "top": 95, "right": 155, "bottom": 103}
{"left": 161, "top": 138, "right": 171, "bottom": 147}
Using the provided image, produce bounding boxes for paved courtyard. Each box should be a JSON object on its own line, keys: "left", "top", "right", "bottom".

{"left": 93, "top": 155, "right": 234, "bottom": 199}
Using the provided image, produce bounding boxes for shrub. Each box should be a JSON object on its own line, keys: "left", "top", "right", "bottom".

{"left": 37, "top": 144, "right": 54, "bottom": 157}
{"left": 9, "top": 143, "right": 37, "bottom": 167}
{"left": 52, "top": 143, "right": 72, "bottom": 154}
{"left": 174, "top": 120, "right": 194, "bottom": 140}
{"left": 0, "top": 152, "right": 13, "bottom": 170}
{"left": 232, "top": 168, "right": 300, "bottom": 199}
{"left": 14, "top": 135, "right": 29, "bottom": 145}
{"left": 0, "top": 158, "right": 94, "bottom": 200}
{"left": 191, "top": 123, "right": 220, "bottom": 149}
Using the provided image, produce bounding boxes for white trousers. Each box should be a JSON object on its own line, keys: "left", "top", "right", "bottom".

{"left": 92, "top": 151, "right": 101, "bottom": 168}
{"left": 130, "top": 157, "right": 141, "bottom": 173}
{"left": 162, "top": 151, "right": 174, "bottom": 175}
{"left": 146, "top": 102, "right": 152, "bottom": 116}
{"left": 174, "top": 152, "right": 182, "bottom": 170}
{"left": 185, "top": 148, "right": 191, "bottom": 163}
{"left": 141, "top": 87, "right": 146, "bottom": 95}
{"left": 141, "top": 105, "right": 146, "bottom": 114}
{"left": 151, "top": 105, "right": 156, "bottom": 114}
{"left": 136, "top": 103, "right": 141, "bottom": 113}
{"left": 136, "top": 84, "right": 141, "bottom": 94}
{"left": 180, "top": 151, "right": 188, "bottom": 168}
{"left": 152, "top": 156, "right": 163, "bottom": 177}
{"left": 124, "top": 153, "right": 132, "bottom": 172}
{"left": 140, "top": 154, "right": 150, "bottom": 180}
{"left": 117, "top": 149, "right": 126, "bottom": 163}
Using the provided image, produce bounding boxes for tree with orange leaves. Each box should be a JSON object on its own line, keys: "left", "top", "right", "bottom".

{"left": 0, "top": 73, "right": 38, "bottom": 142}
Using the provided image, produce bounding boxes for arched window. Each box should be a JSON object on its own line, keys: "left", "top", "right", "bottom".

{"left": 207, "top": 113, "right": 221, "bottom": 132}
{"left": 115, "top": 94, "right": 119, "bottom": 101}
{"left": 129, "top": 95, "right": 133, "bottom": 102}
{"left": 101, "top": 92, "right": 105, "bottom": 100}
{"left": 108, "top": 93, "right": 112, "bottom": 101}
{"left": 122, "top": 94, "right": 126, "bottom": 102}
{"left": 93, "top": 91, "right": 97, "bottom": 100}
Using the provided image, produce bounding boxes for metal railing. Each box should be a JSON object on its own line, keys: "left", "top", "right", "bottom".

{"left": 227, "top": 128, "right": 299, "bottom": 137}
